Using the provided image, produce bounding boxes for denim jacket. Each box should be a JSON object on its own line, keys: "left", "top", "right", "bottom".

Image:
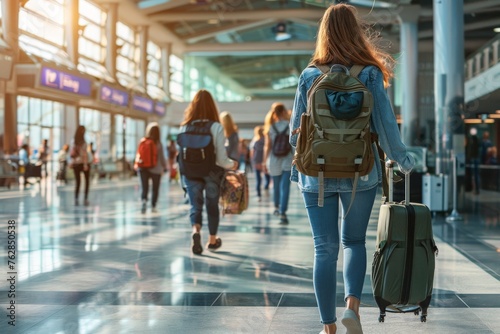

{"left": 289, "top": 65, "right": 415, "bottom": 193}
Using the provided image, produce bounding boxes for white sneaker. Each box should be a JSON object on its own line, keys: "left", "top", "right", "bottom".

{"left": 341, "top": 309, "right": 363, "bottom": 334}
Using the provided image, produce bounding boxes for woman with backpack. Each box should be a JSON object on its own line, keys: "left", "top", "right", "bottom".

{"left": 289, "top": 4, "right": 415, "bottom": 334}
{"left": 179, "top": 89, "right": 238, "bottom": 255}
{"left": 70, "top": 125, "right": 91, "bottom": 206}
{"left": 262, "top": 102, "right": 293, "bottom": 224}
{"left": 134, "top": 122, "right": 167, "bottom": 214}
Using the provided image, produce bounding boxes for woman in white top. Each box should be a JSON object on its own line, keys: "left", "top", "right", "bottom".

{"left": 178, "top": 89, "right": 238, "bottom": 255}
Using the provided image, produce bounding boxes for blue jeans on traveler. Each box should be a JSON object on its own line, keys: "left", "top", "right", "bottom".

{"left": 255, "top": 169, "right": 271, "bottom": 198}
{"left": 183, "top": 176, "right": 221, "bottom": 236}
{"left": 302, "top": 186, "right": 377, "bottom": 324}
{"left": 272, "top": 171, "right": 291, "bottom": 214}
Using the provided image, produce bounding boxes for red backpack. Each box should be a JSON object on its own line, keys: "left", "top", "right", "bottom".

{"left": 136, "top": 138, "right": 158, "bottom": 168}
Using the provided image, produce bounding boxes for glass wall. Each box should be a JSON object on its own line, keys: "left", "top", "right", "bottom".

{"left": 183, "top": 56, "right": 246, "bottom": 102}
{"left": 16, "top": 96, "right": 65, "bottom": 171}
{"left": 79, "top": 108, "right": 111, "bottom": 162}
{"left": 114, "top": 115, "right": 145, "bottom": 161}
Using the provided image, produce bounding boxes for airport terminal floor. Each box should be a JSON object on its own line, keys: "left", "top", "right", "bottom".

{"left": 0, "top": 170, "right": 499, "bottom": 334}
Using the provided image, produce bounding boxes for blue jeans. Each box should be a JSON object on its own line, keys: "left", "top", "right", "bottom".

{"left": 302, "top": 186, "right": 377, "bottom": 324}
{"left": 272, "top": 171, "right": 291, "bottom": 214}
{"left": 255, "top": 169, "right": 271, "bottom": 197}
{"left": 183, "top": 176, "right": 221, "bottom": 236}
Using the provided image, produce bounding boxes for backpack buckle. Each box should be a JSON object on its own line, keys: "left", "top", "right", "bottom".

{"left": 314, "top": 124, "right": 324, "bottom": 138}
{"left": 354, "top": 157, "right": 362, "bottom": 165}
{"left": 317, "top": 156, "right": 325, "bottom": 164}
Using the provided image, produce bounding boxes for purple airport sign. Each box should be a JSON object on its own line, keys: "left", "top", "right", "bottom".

{"left": 99, "top": 85, "right": 129, "bottom": 107}
{"left": 154, "top": 101, "right": 166, "bottom": 116}
{"left": 132, "top": 95, "right": 154, "bottom": 113}
{"left": 40, "top": 66, "right": 91, "bottom": 96}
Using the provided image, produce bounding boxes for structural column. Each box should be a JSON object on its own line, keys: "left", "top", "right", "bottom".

{"left": 398, "top": 5, "right": 420, "bottom": 146}
{"left": 161, "top": 43, "right": 172, "bottom": 100}
{"left": 1, "top": 0, "right": 19, "bottom": 154}
{"left": 139, "top": 26, "right": 149, "bottom": 90}
{"left": 65, "top": 0, "right": 79, "bottom": 64}
{"left": 433, "top": 0, "right": 465, "bottom": 174}
{"left": 105, "top": 2, "right": 118, "bottom": 80}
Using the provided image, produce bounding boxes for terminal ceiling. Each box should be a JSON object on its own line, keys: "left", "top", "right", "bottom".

{"left": 121, "top": 0, "right": 500, "bottom": 100}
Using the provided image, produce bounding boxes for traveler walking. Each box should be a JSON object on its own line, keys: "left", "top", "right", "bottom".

{"left": 289, "top": 4, "right": 415, "bottom": 334}
{"left": 220, "top": 111, "right": 240, "bottom": 163}
{"left": 250, "top": 125, "right": 271, "bottom": 202}
{"left": 70, "top": 125, "right": 91, "bottom": 205}
{"left": 263, "top": 102, "right": 293, "bottom": 224}
{"left": 57, "top": 144, "right": 69, "bottom": 184}
{"left": 38, "top": 139, "right": 50, "bottom": 178}
{"left": 178, "top": 90, "right": 238, "bottom": 255}
{"left": 134, "top": 122, "right": 167, "bottom": 213}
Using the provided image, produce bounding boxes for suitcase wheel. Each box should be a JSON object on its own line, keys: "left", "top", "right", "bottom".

{"left": 414, "top": 309, "right": 420, "bottom": 316}
{"left": 378, "top": 314, "right": 385, "bottom": 323}
{"left": 420, "top": 315, "right": 427, "bottom": 322}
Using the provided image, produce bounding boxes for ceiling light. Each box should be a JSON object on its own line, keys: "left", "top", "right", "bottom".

{"left": 207, "top": 19, "right": 219, "bottom": 24}
{"left": 494, "top": 27, "right": 500, "bottom": 33}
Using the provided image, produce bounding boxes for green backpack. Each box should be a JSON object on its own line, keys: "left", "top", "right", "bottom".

{"left": 293, "top": 64, "right": 376, "bottom": 216}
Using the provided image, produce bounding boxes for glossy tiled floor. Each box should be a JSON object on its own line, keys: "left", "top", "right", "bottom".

{"left": 0, "top": 172, "right": 499, "bottom": 334}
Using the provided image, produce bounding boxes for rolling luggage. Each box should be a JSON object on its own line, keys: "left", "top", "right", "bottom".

{"left": 371, "top": 163, "right": 438, "bottom": 323}
{"left": 26, "top": 163, "right": 42, "bottom": 178}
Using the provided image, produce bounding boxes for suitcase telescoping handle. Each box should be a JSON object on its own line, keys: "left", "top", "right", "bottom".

{"left": 385, "top": 161, "right": 410, "bottom": 205}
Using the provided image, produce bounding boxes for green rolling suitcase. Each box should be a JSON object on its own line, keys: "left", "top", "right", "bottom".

{"left": 371, "top": 163, "right": 438, "bottom": 322}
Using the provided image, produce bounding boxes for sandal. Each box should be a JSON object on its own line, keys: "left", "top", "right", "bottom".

{"left": 192, "top": 232, "right": 203, "bottom": 255}
{"left": 206, "top": 238, "right": 222, "bottom": 251}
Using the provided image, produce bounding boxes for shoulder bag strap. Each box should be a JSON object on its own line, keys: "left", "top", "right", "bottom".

{"left": 349, "top": 64, "right": 365, "bottom": 78}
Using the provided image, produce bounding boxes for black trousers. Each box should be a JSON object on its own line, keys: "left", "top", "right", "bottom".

{"left": 139, "top": 168, "right": 162, "bottom": 207}
{"left": 73, "top": 164, "right": 90, "bottom": 200}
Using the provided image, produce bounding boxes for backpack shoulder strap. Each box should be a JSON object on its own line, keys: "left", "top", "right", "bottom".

{"left": 314, "top": 64, "right": 330, "bottom": 74}
{"left": 349, "top": 65, "right": 365, "bottom": 78}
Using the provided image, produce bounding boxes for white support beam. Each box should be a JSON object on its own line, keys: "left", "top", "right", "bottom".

{"left": 186, "top": 19, "right": 275, "bottom": 44}
{"left": 150, "top": 9, "right": 326, "bottom": 22}
{"left": 184, "top": 41, "right": 316, "bottom": 56}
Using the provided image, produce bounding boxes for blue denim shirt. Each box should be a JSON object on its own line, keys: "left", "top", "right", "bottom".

{"left": 289, "top": 65, "right": 415, "bottom": 193}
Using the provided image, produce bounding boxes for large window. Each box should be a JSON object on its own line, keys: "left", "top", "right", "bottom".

{"left": 116, "top": 22, "right": 139, "bottom": 89}
{"left": 18, "top": 0, "right": 73, "bottom": 67}
{"left": 170, "top": 54, "right": 184, "bottom": 101}
{"left": 78, "top": 0, "right": 110, "bottom": 80}
{"left": 146, "top": 41, "right": 166, "bottom": 100}
{"left": 19, "top": 0, "right": 65, "bottom": 46}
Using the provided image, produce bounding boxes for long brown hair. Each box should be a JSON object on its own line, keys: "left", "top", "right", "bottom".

{"left": 220, "top": 111, "right": 238, "bottom": 137}
{"left": 264, "top": 102, "right": 289, "bottom": 134}
{"left": 310, "top": 3, "right": 394, "bottom": 87}
{"left": 181, "top": 89, "right": 220, "bottom": 125}
{"left": 145, "top": 122, "right": 160, "bottom": 143}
